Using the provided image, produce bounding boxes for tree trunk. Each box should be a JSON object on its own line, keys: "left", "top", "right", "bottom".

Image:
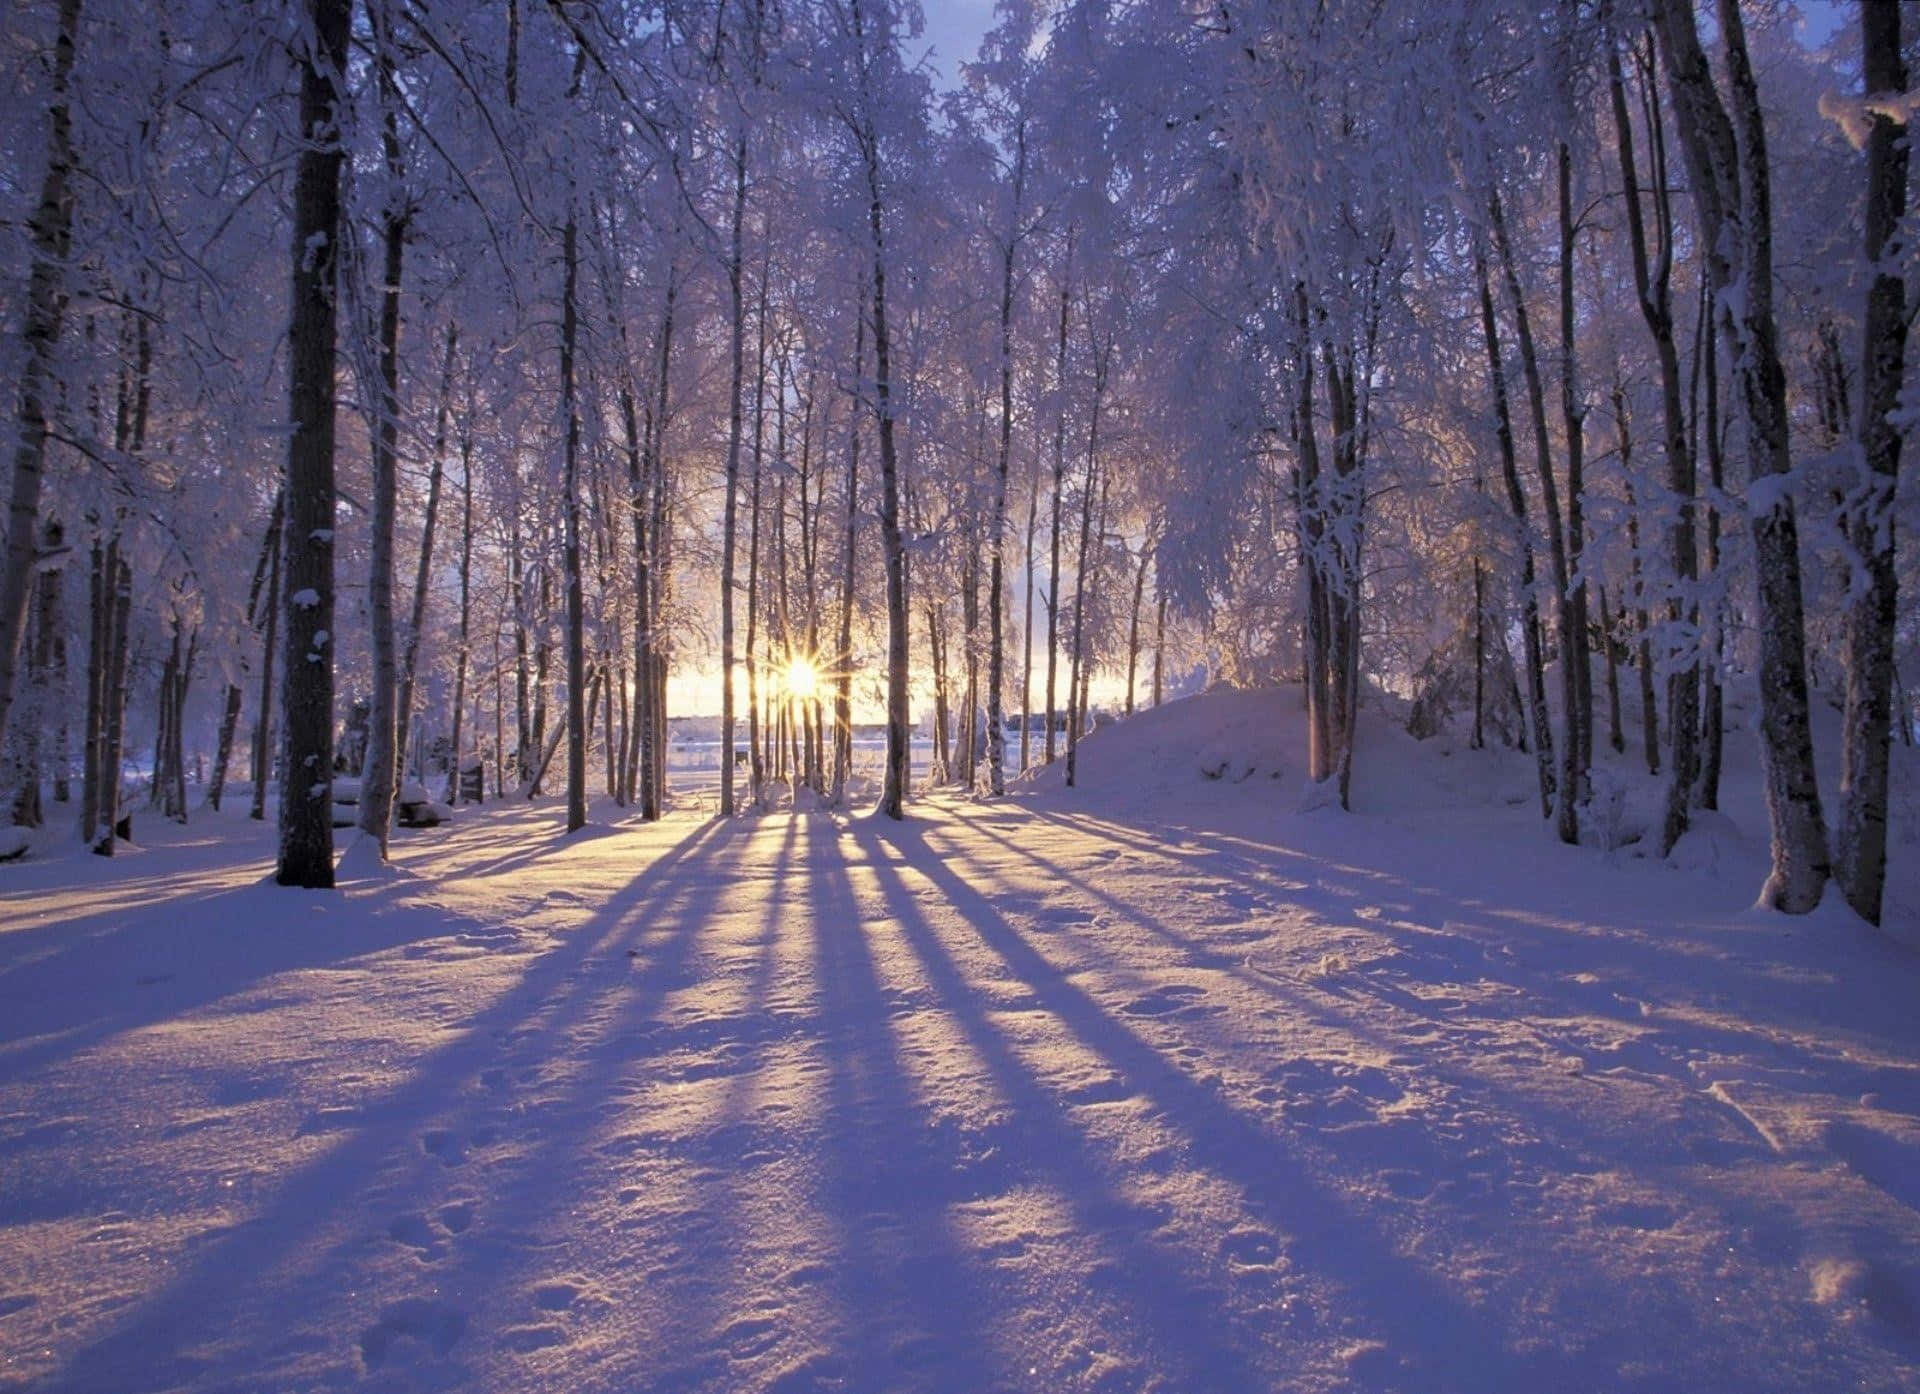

{"left": 1556, "top": 143, "right": 1593, "bottom": 839}
{"left": 276, "top": 0, "right": 351, "bottom": 887}
{"left": 1653, "top": 0, "right": 1829, "bottom": 911}
{"left": 1610, "top": 24, "right": 1700, "bottom": 855}
{"left": 1600, "top": 585, "right": 1625, "bottom": 755}
{"left": 1065, "top": 329, "right": 1108, "bottom": 791}
{"left": 1835, "top": 1, "right": 1909, "bottom": 925}
{"left": 210, "top": 494, "right": 282, "bottom": 812}
{"left": 1152, "top": 583, "right": 1167, "bottom": 709}
{"left": 1476, "top": 251, "right": 1554, "bottom": 816}
{"left": 720, "top": 136, "right": 748, "bottom": 818}
{"left": 1491, "top": 188, "right": 1580, "bottom": 843}
{"left": 399, "top": 323, "right": 456, "bottom": 805}
{"left": 867, "top": 168, "right": 910, "bottom": 820}
{"left": 832, "top": 315, "right": 862, "bottom": 806}
{"left": 562, "top": 207, "right": 587, "bottom": 833}
{"left": 1044, "top": 271, "right": 1071, "bottom": 765}
{"left": 0, "top": 0, "right": 81, "bottom": 760}
{"left": 1124, "top": 540, "right": 1150, "bottom": 717}
{"left": 447, "top": 384, "right": 475, "bottom": 803}
{"left": 357, "top": 19, "right": 407, "bottom": 860}
{"left": 987, "top": 124, "right": 1026, "bottom": 796}
{"left": 1695, "top": 279, "right": 1726, "bottom": 811}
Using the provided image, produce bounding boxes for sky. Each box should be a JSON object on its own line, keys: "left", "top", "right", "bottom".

{"left": 915, "top": 0, "right": 998, "bottom": 89}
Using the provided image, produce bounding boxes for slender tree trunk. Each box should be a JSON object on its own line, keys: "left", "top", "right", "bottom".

{"left": 357, "top": 21, "right": 406, "bottom": 859}
{"left": 867, "top": 181, "right": 910, "bottom": 819}
{"left": 1491, "top": 188, "right": 1580, "bottom": 843}
{"left": 1623, "top": 465, "right": 1661, "bottom": 776}
{"left": 562, "top": 207, "right": 587, "bottom": 832}
{"left": 1065, "top": 333, "right": 1108, "bottom": 790}
{"left": 447, "top": 401, "right": 475, "bottom": 804}
{"left": 1044, "top": 274, "right": 1070, "bottom": 765}
{"left": 1835, "top": 1, "right": 1909, "bottom": 925}
{"left": 832, "top": 316, "right": 862, "bottom": 805}
{"left": 250, "top": 519, "right": 281, "bottom": 822}
{"left": 1476, "top": 250, "right": 1554, "bottom": 816}
{"left": 211, "top": 494, "right": 284, "bottom": 811}
{"left": 720, "top": 136, "right": 748, "bottom": 817}
{"left": 1152, "top": 583, "right": 1167, "bottom": 708}
{"left": 1020, "top": 418, "right": 1040, "bottom": 773}
{"left": 1556, "top": 143, "right": 1593, "bottom": 838}
{"left": 637, "top": 269, "right": 676, "bottom": 822}
{"left": 1610, "top": 24, "right": 1699, "bottom": 855}
{"left": 1696, "top": 281, "right": 1725, "bottom": 809}
{"left": 96, "top": 552, "right": 132, "bottom": 853}
{"left": 745, "top": 267, "right": 769, "bottom": 807}
{"left": 987, "top": 125, "right": 1026, "bottom": 796}
{"left": 0, "top": 0, "right": 81, "bottom": 758}
{"left": 1471, "top": 554, "right": 1487, "bottom": 750}
{"left": 1600, "top": 585, "right": 1625, "bottom": 755}
{"left": 398, "top": 323, "right": 455, "bottom": 806}
{"left": 1124, "top": 541, "right": 1150, "bottom": 716}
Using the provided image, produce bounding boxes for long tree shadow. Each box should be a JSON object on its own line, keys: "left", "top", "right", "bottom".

{"left": 846, "top": 819, "right": 1281, "bottom": 1390}
{"left": 803, "top": 814, "right": 1007, "bottom": 1393}
{"left": 862, "top": 816, "right": 1584, "bottom": 1392}
{"left": 38, "top": 816, "right": 746, "bottom": 1394}
{"left": 0, "top": 871, "right": 482, "bottom": 1077}
{"left": 1018, "top": 804, "right": 1920, "bottom": 1095}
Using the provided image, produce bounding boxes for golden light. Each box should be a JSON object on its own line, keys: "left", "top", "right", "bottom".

{"left": 782, "top": 657, "right": 820, "bottom": 702}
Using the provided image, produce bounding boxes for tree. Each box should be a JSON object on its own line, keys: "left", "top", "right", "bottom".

{"left": 0, "top": 0, "right": 82, "bottom": 776}
{"left": 277, "top": 0, "right": 354, "bottom": 888}
{"left": 1651, "top": 0, "right": 1829, "bottom": 911}
{"left": 1834, "top": 2, "right": 1910, "bottom": 926}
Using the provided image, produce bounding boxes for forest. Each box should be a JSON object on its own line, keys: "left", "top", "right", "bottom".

{"left": 0, "top": 0, "right": 1911, "bottom": 918}
{"left": 5, "top": 4, "right": 1920, "bottom": 1390}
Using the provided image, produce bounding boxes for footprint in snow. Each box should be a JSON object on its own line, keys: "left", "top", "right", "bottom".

{"left": 720, "top": 1314, "right": 783, "bottom": 1360}
{"left": 386, "top": 1212, "right": 444, "bottom": 1260}
{"left": 359, "top": 1298, "right": 466, "bottom": 1369}
{"left": 1220, "top": 1227, "right": 1282, "bottom": 1269}
{"left": 500, "top": 1323, "right": 570, "bottom": 1353}
{"left": 1122, "top": 984, "right": 1211, "bottom": 1018}
{"left": 421, "top": 1128, "right": 467, "bottom": 1166}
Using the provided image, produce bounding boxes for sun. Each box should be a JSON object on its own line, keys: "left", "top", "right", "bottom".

{"left": 782, "top": 657, "right": 820, "bottom": 702}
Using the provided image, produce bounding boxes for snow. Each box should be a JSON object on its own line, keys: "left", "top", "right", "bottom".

{"left": 2, "top": 690, "right": 1917, "bottom": 1393}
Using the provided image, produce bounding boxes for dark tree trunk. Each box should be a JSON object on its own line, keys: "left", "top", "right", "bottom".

{"left": 0, "top": 0, "right": 81, "bottom": 758}
{"left": 275, "top": 0, "right": 351, "bottom": 886}
{"left": 1835, "top": 1, "right": 1909, "bottom": 925}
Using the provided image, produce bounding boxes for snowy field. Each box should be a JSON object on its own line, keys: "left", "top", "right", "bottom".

{"left": 2, "top": 687, "right": 1918, "bottom": 1394}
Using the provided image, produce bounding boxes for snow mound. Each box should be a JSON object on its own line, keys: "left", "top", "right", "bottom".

{"left": 1017, "top": 686, "right": 1302, "bottom": 803}
{"left": 335, "top": 831, "right": 406, "bottom": 882}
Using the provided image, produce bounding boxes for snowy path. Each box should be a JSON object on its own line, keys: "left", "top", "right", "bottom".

{"left": 3, "top": 771, "right": 1919, "bottom": 1392}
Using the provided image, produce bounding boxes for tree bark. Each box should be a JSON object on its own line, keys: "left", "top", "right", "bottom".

{"left": 562, "top": 206, "right": 587, "bottom": 833}
{"left": 1652, "top": 0, "right": 1829, "bottom": 911}
{"left": 1476, "top": 251, "right": 1554, "bottom": 816}
{"left": 1490, "top": 188, "right": 1580, "bottom": 843}
{"left": 0, "top": 0, "right": 81, "bottom": 761}
{"left": 447, "top": 395, "right": 475, "bottom": 803}
{"left": 399, "top": 323, "right": 455, "bottom": 806}
{"left": 276, "top": 0, "right": 352, "bottom": 887}
{"left": 1835, "top": 2, "right": 1909, "bottom": 925}
{"left": 986, "top": 122, "right": 1026, "bottom": 797}
{"left": 720, "top": 136, "right": 748, "bottom": 818}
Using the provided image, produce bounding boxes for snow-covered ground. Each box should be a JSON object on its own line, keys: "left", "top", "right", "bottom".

{"left": 2, "top": 687, "right": 1917, "bottom": 1393}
